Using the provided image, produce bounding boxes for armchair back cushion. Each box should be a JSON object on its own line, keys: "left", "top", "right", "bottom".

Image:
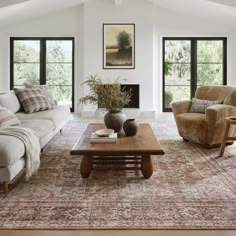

{"left": 195, "top": 86, "right": 236, "bottom": 105}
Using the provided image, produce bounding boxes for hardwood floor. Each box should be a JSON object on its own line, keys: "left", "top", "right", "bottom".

{"left": 0, "top": 230, "right": 235, "bottom": 236}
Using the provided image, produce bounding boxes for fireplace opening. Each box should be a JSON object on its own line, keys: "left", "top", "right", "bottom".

{"left": 121, "top": 84, "right": 139, "bottom": 108}
{"left": 97, "top": 84, "right": 140, "bottom": 109}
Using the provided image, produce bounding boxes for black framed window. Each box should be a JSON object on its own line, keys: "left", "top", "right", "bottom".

{"left": 10, "top": 37, "right": 74, "bottom": 111}
{"left": 163, "top": 37, "right": 227, "bottom": 112}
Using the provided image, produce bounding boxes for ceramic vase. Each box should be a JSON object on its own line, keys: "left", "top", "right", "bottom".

{"left": 104, "top": 111, "right": 126, "bottom": 133}
{"left": 123, "top": 119, "right": 138, "bottom": 136}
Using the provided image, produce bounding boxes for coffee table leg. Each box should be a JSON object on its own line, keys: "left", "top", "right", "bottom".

{"left": 80, "top": 155, "right": 93, "bottom": 178}
{"left": 141, "top": 155, "right": 153, "bottom": 178}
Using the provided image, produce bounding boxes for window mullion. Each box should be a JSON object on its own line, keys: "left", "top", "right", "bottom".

{"left": 10, "top": 38, "right": 14, "bottom": 89}
{"left": 223, "top": 38, "right": 227, "bottom": 85}
{"left": 191, "top": 39, "right": 197, "bottom": 97}
{"left": 40, "top": 39, "right": 46, "bottom": 85}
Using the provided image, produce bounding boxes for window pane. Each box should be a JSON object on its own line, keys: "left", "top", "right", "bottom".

{"left": 11, "top": 38, "right": 74, "bottom": 110}
{"left": 164, "top": 86, "right": 190, "bottom": 108}
{"left": 165, "top": 63, "right": 191, "bottom": 86}
{"left": 165, "top": 40, "right": 191, "bottom": 63}
{"left": 14, "top": 63, "right": 40, "bottom": 86}
{"left": 197, "top": 41, "right": 223, "bottom": 63}
{"left": 197, "top": 64, "right": 223, "bottom": 86}
{"left": 14, "top": 41, "right": 40, "bottom": 62}
{"left": 46, "top": 64, "right": 72, "bottom": 86}
{"left": 48, "top": 85, "right": 72, "bottom": 107}
{"left": 46, "top": 41, "right": 72, "bottom": 63}
{"left": 46, "top": 40, "right": 73, "bottom": 108}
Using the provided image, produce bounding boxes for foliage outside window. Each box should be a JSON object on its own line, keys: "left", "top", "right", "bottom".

{"left": 163, "top": 38, "right": 226, "bottom": 112}
{"left": 10, "top": 38, "right": 74, "bottom": 110}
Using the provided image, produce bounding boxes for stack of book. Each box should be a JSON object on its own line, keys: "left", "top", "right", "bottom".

{"left": 90, "top": 132, "right": 118, "bottom": 143}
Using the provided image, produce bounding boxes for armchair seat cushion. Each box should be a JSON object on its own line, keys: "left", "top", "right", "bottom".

{"left": 175, "top": 113, "right": 207, "bottom": 144}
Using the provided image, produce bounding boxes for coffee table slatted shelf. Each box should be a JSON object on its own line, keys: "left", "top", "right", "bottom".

{"left": 70, "top": 123, "right": 164, "bottom": 178}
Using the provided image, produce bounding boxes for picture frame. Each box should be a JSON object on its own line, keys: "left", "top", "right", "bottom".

{"left": 103, "top": 23, "right": 135, "bottom": 69}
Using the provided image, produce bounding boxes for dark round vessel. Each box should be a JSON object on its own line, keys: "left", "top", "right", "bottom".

{"left": 123, "top": 119, "right": 139, "bottom": 136}
{"left": 104, "top": 111, "right": 126, "bottom": 133}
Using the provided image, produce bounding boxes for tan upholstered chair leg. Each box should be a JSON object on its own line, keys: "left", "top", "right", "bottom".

{"left": 3, "top": 181, "right": 8, "bottom": 193}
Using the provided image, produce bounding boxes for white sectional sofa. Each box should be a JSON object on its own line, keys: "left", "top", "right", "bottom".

{"left": 0, "top": 91, "right": 70, "bottom": 193}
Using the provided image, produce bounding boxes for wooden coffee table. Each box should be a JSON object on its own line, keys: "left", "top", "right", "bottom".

{"left": 70, "top": 123, "right": 164, "bottom": 178}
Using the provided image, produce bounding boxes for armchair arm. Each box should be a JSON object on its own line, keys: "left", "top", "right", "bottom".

{"left": 206, "top": 105, "right": 236, "bottom": 144}
{"left": 172, "top": 100, "right": 192, "bottom": 116}
{"left": 205, "top": 104, "right": 236, "bottom": 126}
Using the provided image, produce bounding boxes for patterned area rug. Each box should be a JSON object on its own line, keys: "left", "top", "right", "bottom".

{"left": 0, "top": 115, "right": 236, "bottom": 229}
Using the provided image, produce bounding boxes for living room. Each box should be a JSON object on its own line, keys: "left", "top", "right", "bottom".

{"left": 0, "top": 0, "right": 236, "bottom": 235}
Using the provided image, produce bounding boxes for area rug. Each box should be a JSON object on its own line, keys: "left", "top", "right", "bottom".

{"left": 0, "top": 115, "right": 236, "bottom": 229}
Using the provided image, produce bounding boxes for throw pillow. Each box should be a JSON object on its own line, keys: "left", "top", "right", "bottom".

{"left": 24, "top": 83, "right": 57, "bottom": 106}
{"left": 189, "top": 98, "right": 222, "bottom": 113}
{"left": 0, "top": 91, "right": 21, "bottom": 113}
{"left": 0, "top": 107, "right": 21, "bottom": 127}
{"left": 14, "top": 88, "right": 53, "bottom": 114}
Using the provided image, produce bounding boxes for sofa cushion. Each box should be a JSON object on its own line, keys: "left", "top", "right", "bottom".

{"left": 24, "top": 83, "right": 57, "bottom": 106}
{"left": 0, "top": 158, "right": 25, "bottom": 183}
{"left": 0, "top": 91, "right": 21, "bottom": 113}
{"left": 16, "top": 105, "right": 70, "bottom": 128}
{"left": 189, "top": 98, "right": 222, "bottom": 113}
{"left": 0, "top": 107, "right": 21, "bottom": 127}
{"left": 18, "top": 119, "right": 54, "bottom": 140}
{"left": 14, "top": 88, "right": 53, "bottom": 114}
{"left": 0, "top": 135, "right": 25, "bottom": 166}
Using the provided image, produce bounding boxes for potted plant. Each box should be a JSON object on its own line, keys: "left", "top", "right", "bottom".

{"left": 80, "top": 74, "right": 131, "bottom": 132}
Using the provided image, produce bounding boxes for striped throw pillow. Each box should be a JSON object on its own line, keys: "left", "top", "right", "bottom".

{"left": 0, "top": 107, "right": 21, "bottom": 127}
{"left": 189, "top": 98, "right": 222, "bottom": 113}
{"left": 14, "top": 88, "right": 53, "bottom": 114}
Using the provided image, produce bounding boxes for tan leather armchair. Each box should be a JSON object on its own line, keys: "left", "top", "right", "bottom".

{"left": 172, "top": 86, "right": 236, "bottom": 148}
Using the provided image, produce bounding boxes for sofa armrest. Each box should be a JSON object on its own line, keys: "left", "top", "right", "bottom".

{"left": 172, "top": 100, "right": 192, "bottom": 116}
{"left": 206, "top": 104, "right": 236, "bottom": 125}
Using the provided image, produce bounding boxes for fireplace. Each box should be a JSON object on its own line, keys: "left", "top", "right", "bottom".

{"left": 121, "top": 84, "right": 139, "bottom": 108}
{"left": 97, "top": 84, "right": 140, "bottom": 109}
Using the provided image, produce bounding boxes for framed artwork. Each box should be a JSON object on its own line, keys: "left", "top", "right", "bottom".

{"left": 103, "top": 23, "right": 135, "bottom": 69}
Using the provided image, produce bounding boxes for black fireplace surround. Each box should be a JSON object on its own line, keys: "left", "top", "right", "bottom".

{"left": 121, "top": 84, "right": 139, "bottom": 108}
{"left": 98, "top": 84, "right": 140, "bottom": 109}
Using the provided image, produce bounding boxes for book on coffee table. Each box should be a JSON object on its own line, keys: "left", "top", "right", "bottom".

{"left": 90, "top": 132, "right": 118, "bottom": 143}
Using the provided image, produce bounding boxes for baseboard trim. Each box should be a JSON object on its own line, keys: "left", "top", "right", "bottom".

{"left": 78, "top": 109, "right": 157, "bottom": 119}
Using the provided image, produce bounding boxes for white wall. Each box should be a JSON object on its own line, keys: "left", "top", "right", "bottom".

{"left": 0, "top": 0, "right": 235, "bottom": 115}
{"left": 152, "top": 6, "right": 236, "bottom": 111}
{"left": 83, "top": 0, "right": 154, "bottom": 115}
{"left": 0, "top": 6, "right": 83, "bottom": 110}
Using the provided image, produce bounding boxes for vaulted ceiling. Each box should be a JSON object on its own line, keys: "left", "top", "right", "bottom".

{"left": 0, "top": 0, "right": 236, "bottom": 29}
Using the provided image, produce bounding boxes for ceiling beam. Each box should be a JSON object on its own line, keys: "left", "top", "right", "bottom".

{"left": 0, "top": 0, "right": 30, "bottom": 8}
{"left": 208, "top": 0, "right": 236, "bottom": 8}
{"left": 114, "top": 0, "right": 123, "bottom": 6}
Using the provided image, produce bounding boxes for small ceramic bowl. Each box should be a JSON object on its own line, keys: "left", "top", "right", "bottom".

{"left": 95, "top": 129, "right": 114, "bottom": 137}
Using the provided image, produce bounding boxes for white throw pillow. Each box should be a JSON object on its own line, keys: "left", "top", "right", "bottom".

{"left": 0, "top": 91, "right": 21, "bottom": 113}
